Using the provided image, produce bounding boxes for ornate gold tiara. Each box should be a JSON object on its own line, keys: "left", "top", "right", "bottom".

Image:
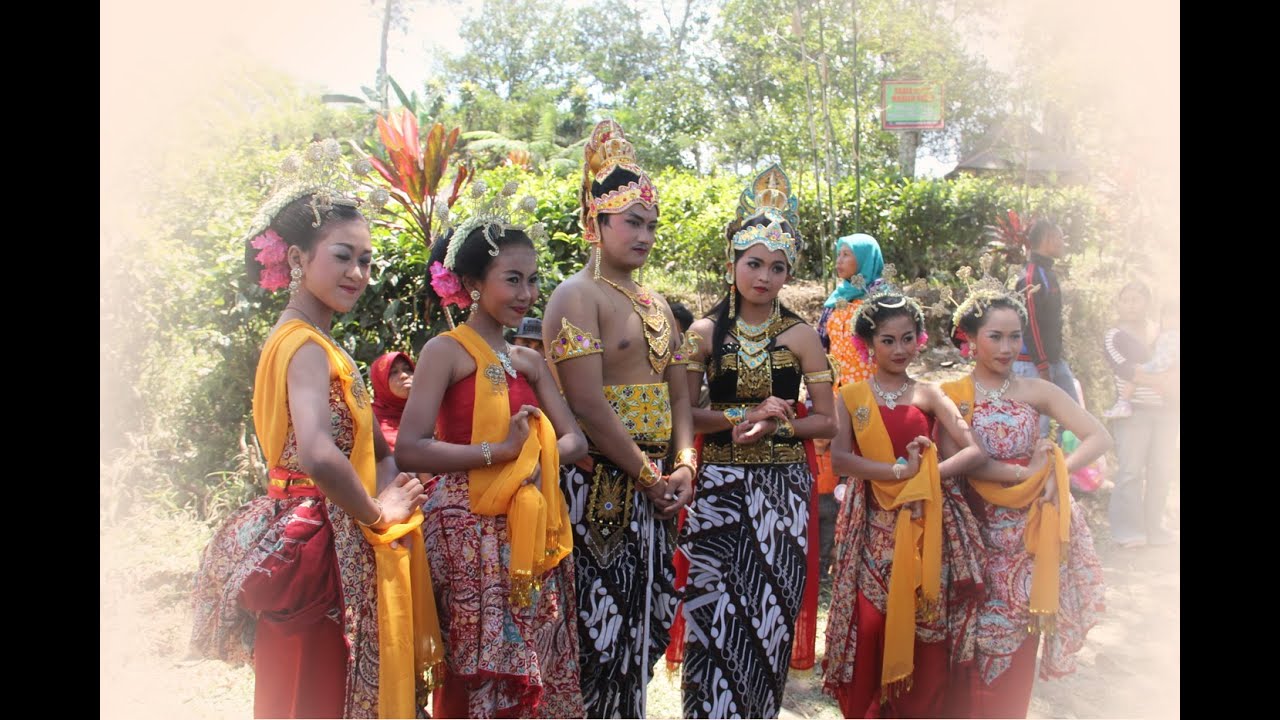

{"left": 854, "top": 263, "right": 927, "bottom": 328}
{"left": 240, "top": 139, "right": 388, "bottom": 246}
{"left": 730, "top": 164, "right": 802, "bottom": 267}
{"left": 438, "top": 180, "right": 547, "bottom": 270}
{"left": 930, "top": 255, "right": 1034, "bottom": 330}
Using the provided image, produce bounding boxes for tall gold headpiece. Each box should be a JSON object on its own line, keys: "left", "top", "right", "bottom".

{"left": 579, "top": 119, "right": 659, "bottom": 245}
{"left": 730, "top": 164, "right": 802, "bottom": 267}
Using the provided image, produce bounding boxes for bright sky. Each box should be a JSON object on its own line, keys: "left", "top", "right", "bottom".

{"left": 101, "top": 0, "right": 1175, "bottom": 183}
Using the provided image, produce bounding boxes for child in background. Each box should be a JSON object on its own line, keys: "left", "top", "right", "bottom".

{"left": 1103, "top": 299, "right": 1179, "bottom": 419}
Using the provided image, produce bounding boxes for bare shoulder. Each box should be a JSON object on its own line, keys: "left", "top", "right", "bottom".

{"left": 913, "top": 380, "right": 948, "bottom": 406}
{"left": 1017, "top": 375, "right": 1067, "bottom": 408}
{"left": 544, "top": 273, "right": 606, "bottom": 320}
{"left": 778, "top": 319, "right": 823, "bottom": 354}
{"left": 510, "top": 344, "right": 547, "bottom": 381}
{"left": 688, "top": 317, "right": 716, "bottom": 353}
{"left": 288, "top": 338, "right": 330, "bottom": 370}
{"left": 548, "top": 272, "right": 603, "bottom": 303}
{"left": 419, "top": 333, "right": 468, "bottom": 368}
{"left": 689, "top": 317, "right": 716, "bottom": 338}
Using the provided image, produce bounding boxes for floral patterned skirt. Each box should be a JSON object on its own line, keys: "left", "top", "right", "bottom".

{"left": 422, "top": 472, "right": 584, "bottom": 719}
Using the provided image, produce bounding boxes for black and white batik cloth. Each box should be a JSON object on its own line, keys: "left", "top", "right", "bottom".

{"left": 561, "top": 455, "right": 678, "bottom": 718}
{"left": 679, "top": 462, "right": 812, "bottom": 719}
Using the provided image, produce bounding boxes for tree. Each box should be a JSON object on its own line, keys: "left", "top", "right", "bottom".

{"left": 447, "top": 0, "right": 579, "bottom": 101}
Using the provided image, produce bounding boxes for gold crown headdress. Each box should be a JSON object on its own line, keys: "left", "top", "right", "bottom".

{"left": 437, "top": 179, "right": 548, "bottom": 270}
{"left": 730, "top": 164, "right": 802, "bottom": 268}
{"left": 854, "top": 263, "right": 928, "bottom": 329}
{"left": 240, "top": 139, "right": 388, "bottom": 246}
{"left": 430, "top": 179, "right": 547, "bottom": 328}
{"left": 929, "top": 254, "right": 1035, "bottom": 334}
{"left": 579, "top": 119, "right": 659, "bottom": 246}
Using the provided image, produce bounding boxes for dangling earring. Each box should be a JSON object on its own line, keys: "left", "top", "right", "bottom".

{"left": 288, "top": 266, "right": 302, "bottom": 294}
{"left": 592, "top": 245, "right": 602, "bottom": 281}
{"left": 727, "top": 267, "right": 737, "bottom": 319}
{"left": 469, "top": 289, "right": 481, "bottom": 316}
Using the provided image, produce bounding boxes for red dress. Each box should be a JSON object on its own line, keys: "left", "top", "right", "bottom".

{"left": 824, "top": 404, "right": 987, "bottom": 718}
{"left": 424, "top": 373, "right": 584, "bottom": 718}
{"left": 191, "top": 375, "right": 381, "bottom": 718}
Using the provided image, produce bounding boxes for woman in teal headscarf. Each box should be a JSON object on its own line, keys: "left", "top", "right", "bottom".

{"left": 812, "top": 233, "right": 885, "bottom": 587}
{"left": 818, "top": 233, "right": 885, "bottom": 387}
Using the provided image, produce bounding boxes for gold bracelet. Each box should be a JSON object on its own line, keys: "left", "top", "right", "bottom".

{"left": 675, "top": 447, "right": 697, "bottom": 467}
{"left": 636, "top": 460, "right": 661, "bottom": 489}
{"left": 481, "top": 441, "right": 494, "bottom": 466}
{"left": 356, "top": 498, "right": 384, "bottom": 528}
{"left": 773, "top": 416, "right": 796, "bottom": 439}
{"left": 674, "top": 447, "right": 698, "bottom": 475}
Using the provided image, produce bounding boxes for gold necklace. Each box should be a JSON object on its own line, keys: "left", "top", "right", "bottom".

{"left": 597, "top": 276, "right": 672, "bottom": 375}
{"left": 733, "top": 301, "right": 781, "bottom": 370}
{"left": 285, "top": 304, "right": 370, "bottom": 408}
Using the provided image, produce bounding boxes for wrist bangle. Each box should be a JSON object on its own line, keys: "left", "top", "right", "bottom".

{"left": 674, "top": 447, "right": 698, "bottom": 475}
{"left": 773, "top": 416, "right": 795, "bottom": 439}
{"left": 891, "top": 463, "right": 906, "bottom": 481}
{"left": 636, "top": 460, "right": 661, "bottom": 489}
{"left": 357, "top": 498, "right": 384, "bottom": 528}
{"left": 723, "top": 407, "right": 746, "bottom": 426}
{"left": 1015, "top": 464, "right": 1026, "bottom": 481}
{"left": 481, "top": 441, "right": 493, "bottom": 466}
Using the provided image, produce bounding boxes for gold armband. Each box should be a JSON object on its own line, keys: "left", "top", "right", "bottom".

{"left": 549, "top": 317, "right": 604, "bottom": 364}
{"left": 803, "top": 368, "right": 835, "bottom": 386}
{"left": 670, "top": 330, "right": 702, "bottom": 367}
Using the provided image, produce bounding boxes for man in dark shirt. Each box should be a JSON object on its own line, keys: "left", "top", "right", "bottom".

{"left": 1013, "top": 220, "right": 1081, "bottom": 435}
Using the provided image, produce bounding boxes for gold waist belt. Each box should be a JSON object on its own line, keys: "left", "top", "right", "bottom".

{"left": 602, "top": 382, "right": 672, "bottom": 448}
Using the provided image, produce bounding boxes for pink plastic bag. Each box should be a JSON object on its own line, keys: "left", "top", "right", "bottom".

{"left": 1067, "top": 378, "right": 1105, "bottom": 493}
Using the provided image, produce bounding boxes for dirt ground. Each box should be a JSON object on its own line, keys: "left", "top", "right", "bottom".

{"left": 100, "top": 486, "right": 1179, "bottom": 720}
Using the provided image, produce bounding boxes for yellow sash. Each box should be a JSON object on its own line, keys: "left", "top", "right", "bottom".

{"left": 941, "top": 376, "right": 1071, "bottom": 633}
{"left": 446, "top": 325, "right": 572, "bottom": 606}
{"left": 840, "top": 382, "right": 942, "bottom": 695}
{"left": 254, "top": 320, "right": 443, "bottom": 717}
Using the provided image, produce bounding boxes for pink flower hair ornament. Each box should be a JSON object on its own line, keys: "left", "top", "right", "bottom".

{"left": 852, "top": 334, "right": 872, "bottom": 365}
{"left": 430, "top": 261, "right": 472, "bottom": 309}
{"left": 251, "top": 229, "right": 291, "bottom": 292}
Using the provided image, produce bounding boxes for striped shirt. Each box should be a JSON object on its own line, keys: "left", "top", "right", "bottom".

{"left": 1103, "top": 327, "right": 1163, "bottom": 406}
